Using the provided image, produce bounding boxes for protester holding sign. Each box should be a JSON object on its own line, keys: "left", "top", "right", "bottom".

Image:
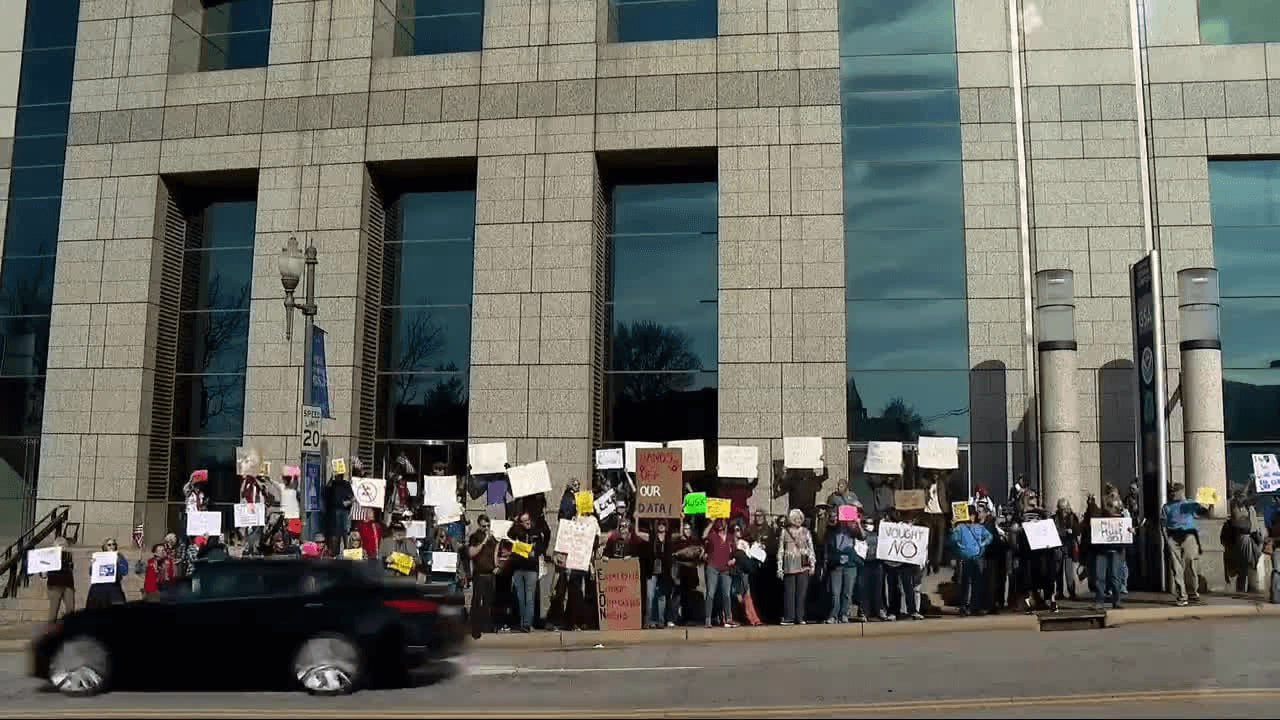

{"left": 921, "top": 471, "right": 950, "bottom": 574}
{"left": 379, "top": 523, "right": 418, "bottom": 578}
{"left": 140, "top": 543, "right": 175, "bottom": 596}
{"left": 1087, "top": 484, "right": 1128, "bottom": 610}
{"left": 640, "top": 519, "right": 677, "bottom": 629}
{"left": 1012, "top": 490, "right": 1058, "bottom": 613}
{"left": 468, "top": 515, "right": 500, "bottom": 639}
{"left": 949, "top": 507, "right": 992, "bottom": 616}
{"left": 1053, "top": 499, "right": 1082, "bottom": 601}
{"left": 1160, "top": 482, "right": 1206, "bottom": 606}
{"left": 85, "top": 539, "right": 129, "bottom": 609}
{"left": 672, "top": 521, "right": 705, "bottom": 626}
{"left": 1223, "top": 486, "right": 1262, "bottom": 594}
{"left": 324, "top": 469, "right": 355, "bottom": 554}
{"left": 824, "top": 516, "right": 864, "bottom": 623}
{"left": 703, "top": 519, "right": 737, "bottom": 627}
{"left": 507, "top": 511, "right": 550, "bottom": 633}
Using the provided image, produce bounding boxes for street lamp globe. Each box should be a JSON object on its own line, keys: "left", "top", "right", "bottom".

{"left": 278, "top": 236, "right": 304, "bottom": 293}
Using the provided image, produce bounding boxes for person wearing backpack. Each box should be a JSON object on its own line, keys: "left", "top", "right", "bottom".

{"left": 1224, "top": 487, "right": 1261, "bottom": 593}
{"left": 1160, "top": 482, "right": 1207, "bottom": 606}
{"left": 951, "top": 506, "right": 993, "bottom": 616}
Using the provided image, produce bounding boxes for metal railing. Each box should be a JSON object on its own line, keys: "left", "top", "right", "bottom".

{"left": 0, "top": 504, "right": 72, "bottom": 599}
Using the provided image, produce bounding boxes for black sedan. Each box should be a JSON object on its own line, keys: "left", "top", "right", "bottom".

{"left": 30, "top": 558, "right": 468, "bottom": 696}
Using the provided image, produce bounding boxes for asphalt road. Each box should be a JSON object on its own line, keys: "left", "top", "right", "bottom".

{"left": 0, "top": 618, "right": 1277, "bottom": 717}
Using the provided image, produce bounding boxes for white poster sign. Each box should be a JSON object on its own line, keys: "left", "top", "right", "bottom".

{"left": 507, "top": 461, "right": 553, "bottom": 498}
{"left": 423, "top": 476, "right": 457, "bottom": 507}
{"left": 916, "top": 436, "right": 959, "bottom": 470}
{"left": 874, "top": 522, "right": 929, "bottom": 567}
{"left": 353, "top": 477, "right": 387, "bottom": 508}
{"left": 186, "top": 510, "right": 222, "bottom": 537}
{"left": 233, "top": 502, "right": 266, "bottom": 528}
{"left": 783, "top": 436, "right": 824, "bottom": 470}
{"left": 864, "top": 441, "right": 904, "bottom": 475}
{"left": 594, "top": 448, "right": 624, "bottom": 470}
{"left": 665, "top": 440, "right": 705, "bottom": 472}
{"left": 90, "top": 551, "right": 119, "bottom": 585}
{"left": 624, "top": 441, "right": 663, "bottom": 473}
{"left": 1253, "top": 453, "right": 1280, "bottom": 493}
{"left": 468, "top": 442, "right": 508, "bottom": 475}
{"left": 555, "top": 519, "right": 597, "bottom": 572}
{"left": 1091, "top": 516, "right": 1134, "bottom": 545}
{"left": 491, "top": 519, "right": 514, "bottom": 539}
{"left": 26, "top": 546, "right": 61, "bottom": 575}
{"left": 717, "top": 445, "right": 759, "bottom": 479}
{"left": 1023, "top": 518, "right": 1062, "bottom": 550}
{"left": 593, "top": 488, "right": 616, "bottom": 520}
{"left": 431, "top": 551, "right": 458, "bottom": 574}
{"left": 407, "top": 521, "right": 427, "bottom": 539}
{"left": 434, "top": 501, "right": 462, "bottom": 525}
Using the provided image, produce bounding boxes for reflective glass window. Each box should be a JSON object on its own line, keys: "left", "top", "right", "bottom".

{"left": 11, "top": 135, "right": 68, "bottom": 168}
{"left": 0, "top": 375, "right": 45, "bottom": 436}
{"left": 1208, "top": 160, "right": 1280, "bottom": 226}
{"left": 172, "top": 374, "right": 247, "bottom": 438}
{"left": 842, "top": 124, "right": 963, "bottom": 163}
{"left": 201, "top": 0, "right": 273, "bottom": 72}
{"left": 847, "top": 299, "right": 969, "bottom": 371}
{"left": 840, "top": 54, "right": 958, "bottom": 93}
{"left": 1213, "top": 227, "right": 1280, "bottom": 298}
{"left": 0, "top": 314, "right": 50, "bottom": 377}
{"left": 395, "top": 0, "right": 485, "bottom": 55}
{"left": 379, "top": 306, "right": 472, "bottom": 373}
{"left": 1199, "top": 0, "right": 1280, "bottom": 44}
{"left": 610, "top": 0, "right": 717, "bottom": 42}
{"left": 845, "top": 229, "right": 966, "bottom": 300}
{"left": 844, "top": 161, "right": 964, "bottom": 229}
{"left": 1224, "top": 370, "right": 1280, "bottom": 442}
{"left": 848, "top": 370, "right": 970, "bottom": 442}
{"left": 1221, "top": 298, "right": 1280, "bottom": 370}
{"left": 17, "top": 48, "right": 74, "bottom": 105}
{"left": 2, "top": 199, "right": 61, "bottom": 259}
{"left": 184, "top": 248, "right": 253, "bottom": 310}
{"left": 1226, "top": 443, "right": 1280, "bottom": 497}
{"left": 14, "top": 104, "right": 69, "bottom": 138}
{"left": 24, "top": 1, "right": 80, "bottom": 50}
{"left": 608, "top": 371, "right": 717, "bottom": 443}
{"left": 177, "top": 312, "right": 251, "bottom": 375}
{"left": 377, "top": 373, "right": 470, "bottom": 442}
{"left": 170, "top": 438, "right": 239, "bottom": 504}
{"left": 8, "top": 166, "right": 66, "bottom": 200}
{"left": 839, "top": 0, "right": 957, "bottom": 57}
{"left": 842, "top": 89, "right": 961, "bottom": 126}
{"left": 0, "top": 257, "right": 56, "bottom": 315}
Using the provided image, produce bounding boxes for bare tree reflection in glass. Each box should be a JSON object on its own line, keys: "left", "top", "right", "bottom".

{"left": 612, "top": 320, "right": 703, "bottom": 397}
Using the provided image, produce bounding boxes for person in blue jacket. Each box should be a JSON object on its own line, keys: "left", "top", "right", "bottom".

{"left": 951, "top": 507, "right": 994, "bottom": 616}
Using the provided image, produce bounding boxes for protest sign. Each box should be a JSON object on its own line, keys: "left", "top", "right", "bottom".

{"left": 1090, "top": 516, "right": 1134, "bottom": 544}
{"left": 717, "top": 445, "right": 759, "bottom": 478}
{"left": 468, "top": 442, "right": 508, "bottom": 475}
{"left": 422, "top": 476, "right": 456, "bottom": 507}
{"left": 595, "top": 558, "right": 642, "bottom": 631}
{"left": 1254, "top": 453, "right": 1280, "bottom": 493}
{"left": 666, "top": 439, "right": 705, "bottom": 472}
{"left": 875, "top": 522, "right": 929, "bottom": 567}
{"left": 90, "top": 551, "right": 119, "bottom": 585}
{"left": 432, "top": 552, "right": 458, "bottom": 574}
{"left": 747, "top": 543, "right": 767, "bottom": 562}
{"left": 353, "top": 477, "right": 386, "bottom": 508}
{"left": 595, "top": 448, "right": 624, "bottom": 470}
{"left": 508, "top": 461, "right": 553, "bottom": 499}
{"left": 186, "top": 510, "right": 221, "bottom": 537}
{"left": 916, "top": 436, "right": 959, "bottom": 470}
{"left": 407, "top": 520, "right": 427, "bottom": 539}
{"left": 434, "top": 501, "right": 462, "bottom": 524}
{"left": 593, "top": 488, "right": 616, "bottom": 519}
{"left": 26, "top": 547, "right": 60, "bottom": 575}
{"left": 1023, "top": 518, "right": 1061, "bottom": 550}
{"left": 575, "top": 491, "right": 595, "bottom": 516}
{"left": 233, "top": 502, "right": 265, "bottom": 528}
{"left": 387, "top": 552, "right": 414, "bottom": 575}
{"left": 783, "top": 436, "right": 824, "bottom": 470}
{"left": 556, "top": 518, "right": 597, "bottom": 571}
{"left": 706, "top": 498, "right": 731, "bottom": 519}
{"left": 895, "top": 489, "right": 926, "bottom": 511}
{"left": 624, "top": 441, "right": 663, "bottom": 473}
{"left": 331, "top": 458, "right": 347, "bottom": 476}
{"left": 838, "top": 504, "right": 860, "bottom": 522}
{"left": 683, "top": 492, "right": 708, "bottom": 515}
{"left": 951, "top": 502, "right": 971, "bottom": 522}
{"left": 1196, "top": 486, "right": 1219, "bottom": 506}
{"left": 342, "top": 548, "right": 363, "bottom": 560}
{"left": 490, "top": 519, "right": 514, "bottom": 539}
{"left": 512, "top": 541, "right": 533, "bottom": 558}
{"left": 864, "top": 441, "right": 903, "bottom": 475}
{"left": 635, "top": 447, "right": 682, "bottom": 518}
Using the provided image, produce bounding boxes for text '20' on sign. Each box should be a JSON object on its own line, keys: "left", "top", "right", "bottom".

{"left": 300, "top": 405, "right": 323, "bottom": 453}
{"left": 635, "top": 447, "right": 682, "bottom": 518}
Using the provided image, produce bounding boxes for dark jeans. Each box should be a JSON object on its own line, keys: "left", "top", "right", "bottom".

{"left": 961, "top": 557, "right": 987, "bottom": 611}
{"left": 549, "top": 569, "right": 590, "bottom": 629}
{"left": 1093, "top": 549, "right": 1122, "bottom": 606}
{"left": 703, "top": 566, "right": 732, "bottom": 624}
{"left": 512, "top": 569, "right": 538, "bottom": 630}
{"left": 861, "top": 560, "right": 885, "bottom": 617}
{"left": 646, "top": 574, "right": 674, "bottom": 626}
{"left": 886, "top": 564, "right": 919, "bottom": 616}
{"left": 924, "top": 513, "right": 947, "bottom": 570}
{"left": 471, "top": 573, "right": 495, "bottom": 637}
{"left": 827, "top": 565, "right": 859, "bottom": 620}
{"left": 782, "top": 573, "right": 809, "bottom": 623}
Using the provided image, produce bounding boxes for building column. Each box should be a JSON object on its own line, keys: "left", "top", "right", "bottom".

{"left": 1177, "top": 268, "right": 1226, "bottom": 519}
{"left": 1035, "top": 270, "right": 1082, "bottom": 509}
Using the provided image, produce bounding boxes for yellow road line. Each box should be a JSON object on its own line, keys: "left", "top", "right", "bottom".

{"left": 9, "top": 687, "right": 1280, "bottom": 719}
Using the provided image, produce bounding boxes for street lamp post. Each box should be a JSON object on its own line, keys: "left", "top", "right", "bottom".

{"left": 279, "top": 235, "right": 319, "bottom": 540}
{"left": 1177, "top": 267, "right": 1226, "bottom": 518}
{"left": 1035, "top": 269, "right": 1081, "bottom": 510}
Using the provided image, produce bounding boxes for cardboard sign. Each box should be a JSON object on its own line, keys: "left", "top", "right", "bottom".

{"left": 432, "top": 551, "right": 458, "bottom": 574}
{"left": 1254, "top": 453, "right": 1280, "bottom": 493}
{"left": 875, "top": 522, "right": 929, "bottom": 567}
{"left": 895, "top": 489, "right": 927, "bottom": 511}
{"left": 683, "top": 492, "right": 708, "bottom": 515}
{"left": 635, "top": 447, "right": 682, "bottom": 518}
{"left": 837, "top": 504, "right": 860, "bottom": 522}
{"left": 624, "top": 441, "right": 663, "bottom": 473}
{"left": 353, "top": 477, "right": 387, "bottom": 508}
{"left": 666, "top": 439, "right": 705, "bottom": 472}
{"left": 468, "top": 442, "right": 508, "bottom": 475}
{"left": 1196, "top": 486, "right": 1219, "bottom": 506}
{"left": 575, "top": 491, "right": 594, "bottom": 516}
{"left": 595, "top": 558, "right": 642, "bottom": 631}
{"left": 26, "top": 547, "right": 61, "bottom": 575}
{"left": 1024, "top": 518, "right": 1061, "bottom": 550}
{"left": 864, "top": 441, "right": 904, "bottom": 475}
{"left": 387, "top": 552, "right": 415, "bottom": 575}
{"left": 556, "top": 518, "right": 598, "bottom": 571}
{"left": 595, "top": 448, "right": 624, "bottom": 470}
{"left": 917, "top": 436, "right": 959, "bottom": 470}
{"left": 1091, "top": 516, "right": 1134, "bottom": 545}
{"left": 233, "top": 502, "right": 266, "bottom": 528}
{"left": 342, "top": 548, "right": 363, "bottom": 560}
{"left": 407, "top": 520, "right": 427, "bottom": 539}
{"left": 951, "top": 502, "right": 971, "bottom": 522}
{"left": 331, "top": 458, "right": 347, "bottom": 476}
{"left": 186, "top": 510, "right": 222, "bottom": 537}
{"left": 90, "top": 551, "right": 119, "bottom": 585}
{"left": 706, "top": 498, "right": 731, "bottom": 519}
{"left": 508, "top": 461, "right": 553, "bottom": 499}
{"left": 512, "top": 541, "right": 533, "bottom": 558}
{"left": 783, "top": 436, "right": 824, "bottom": 470}
{"left": 717, "top": 445, "right": 759, "bottom": 479}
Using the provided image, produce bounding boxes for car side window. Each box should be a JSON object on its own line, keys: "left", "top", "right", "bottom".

{"left": 192, "top": 567, "right": 266, "bottom": 599}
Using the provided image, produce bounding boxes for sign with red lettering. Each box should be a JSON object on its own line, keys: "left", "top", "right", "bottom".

{"left": 595, "top": 558, "right": 642, "bottom": 631}
{"left": 635, "top": 447, "right": 682, "bottom": 519}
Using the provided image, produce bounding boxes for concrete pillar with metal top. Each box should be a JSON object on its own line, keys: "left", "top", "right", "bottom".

{"left": 1036, "top": 269, "right": 1083, "bottom": 510}
{"left": 1177, "top": 268, "right": 1227, "bottom": 519}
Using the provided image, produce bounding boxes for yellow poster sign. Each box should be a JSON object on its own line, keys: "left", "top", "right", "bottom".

{"left": 575, "top": 491, "right": 594, "bottom": 516}
{"left": 706, "top": 498, "right": 731, "bottom": 519}
{"left": 332, "top": 458, "right": 347, "bottom": 475}
{"left": 1196, "top": 486, "right": 1219, "bottom": 505}
{"left": 342, "top": 548, "right": 363, "bottom": 561}
{"left": 387, "top": 551, "right": 414, "bottom": 575}
{"left": 512, "top": 541, "right": 533, "bottom": 558}
{"left": 951, "top": 502, "right": 970, "bottom": 522}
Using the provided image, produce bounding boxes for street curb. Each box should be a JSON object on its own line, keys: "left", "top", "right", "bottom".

{"left": 1104, "top": 602, "right": 1280, "bottom": 628}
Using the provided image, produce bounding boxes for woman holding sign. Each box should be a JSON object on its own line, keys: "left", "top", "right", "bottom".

{"left": 85, "top": 539, "right": 129, "bottom": 609}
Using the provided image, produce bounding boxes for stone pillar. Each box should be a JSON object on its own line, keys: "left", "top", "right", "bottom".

{"left": 1039, "top": 347, "right": 1082, "bottom": 509}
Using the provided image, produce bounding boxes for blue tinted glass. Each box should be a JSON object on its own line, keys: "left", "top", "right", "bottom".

{"left": 839, "top": 0, "right": 956, "bottom": 57}
{"left": 1227, "top": 443, "right": 1280, "bottom": 495}
{"left": 1199, "top": 0, "right": 1280, "bottom": 45}
{"left": 24, "top": 0, "right": 80, "bottom": 49}
{"left": 607, "top": 370, "right": 716, "bottom": 442}
{"left": 377, "top": 372, "right": 469, "bottom": 441}
{"left": 612, "top": 0, "right": 717, "bottom": 42}
{"left": 385, "top": 240, "right": 474, "bottom": 306}
{"left": 203, "top": 0, "right": 274, "bottom": 72}
{"left": 14, "top": 104, "right": 70, "bottom": 138}
{"left": 17, "top": 48, "right": 74, "bottom": 105}
{"left": 612, "top": 182, "right": 717, "bottom": 235}
{"left": 609, "top": 303, "right": 716, "bottom": 372}
{"left": 3, "top": 198, "right": 62, "bottom": 258}
{"left": 847, "top": 299, "right": 968, "bottom": 370}
{"left": 610, "top": 231, "right": 717, "bottom": 305}
{"left": 0, "top": 314, "right": 50, "bottom": 376}
{"left": 1221, "top": 298, "right": 1280, "bottom": 370}
{"left": 188, "top": 249, "right": 253, "bottom": 310}
{"left": 1224, "top": 369, "right": 1280, "bottom": 441}
{"left": 178, "top": 311, "right": 250, "bottom": 374}
{"left": 172, "top": 373, "right": 247, "bottom": 438}
{"left": 9, "top": 165, "right": 66, "bottom": 199}
{"left": 843, "top": 89, "right": 961, "bottom": 125}
{"left": 0, "top": 257, "right": 55, "bottom": 315}
{"left": 380, "top": 306, "right": 471, "bottom": 373}
{"left": 0, "top": 375, "right": 45, "bottom": 436}
{"left": 848, "top": 370, "right": 971, "bottom": 441}
{"left": 1213, "top": 226, "right": 1280, "bottom": 297}
{"left": 202, "top": 201, "right": 257, "bottom": 249}
{"left": 400, "top": 190, "right": 476, "bottom": 241}
{"left": 846, "top": 229, "right": 966, "bottom": 300}
{"left": 840, "top": 54, "right": 958, "bottom": 93}
{"left": 403, "top": 0, "right": 485, "bottom": 55}
{"left": 11, "top": 135, "right": 66, "bottom": 167}
{"left": 170, "top": 438, "right": 241, "bottom": 504}
{"left": 844, "top": 161, "right": 964, "bottom": 229}
{"left": 1208, "top": 160, "right": 1280, "bottom": 226}
{"left": 842, "top": 124, "right": 962, "bottom": 162}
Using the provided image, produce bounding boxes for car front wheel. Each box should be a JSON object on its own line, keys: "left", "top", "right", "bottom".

{"left": 48, "top": 637, "right": 111, "bottom": 697}
{"left": 293, "top": 635, "right": 362, "bottom": 696}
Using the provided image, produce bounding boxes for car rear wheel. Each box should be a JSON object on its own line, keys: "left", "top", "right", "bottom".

{"left": 48, "top": 637, "right": 110, "bottom": 697}
{"left": 293, "top": 635, "right": 362, "bottom": 696}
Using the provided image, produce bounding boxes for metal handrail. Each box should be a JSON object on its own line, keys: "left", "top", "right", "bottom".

{"left": 0, "top": 504, "right": 71, "bottom": 598}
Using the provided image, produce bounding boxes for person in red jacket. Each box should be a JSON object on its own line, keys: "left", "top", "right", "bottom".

{"left": 141, "top": 543, "right": 175, "bottom": 596}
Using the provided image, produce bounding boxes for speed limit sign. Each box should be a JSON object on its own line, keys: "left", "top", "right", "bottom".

{"left": 300, "top": 405, "right": 323, "bottom": 454}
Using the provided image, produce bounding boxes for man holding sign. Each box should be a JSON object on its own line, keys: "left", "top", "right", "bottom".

{"left": 1160, "top": 482, "right": 1207, "bottom": 606}
{"left": 507, "top": 511, "right": 549, "bottom": 633}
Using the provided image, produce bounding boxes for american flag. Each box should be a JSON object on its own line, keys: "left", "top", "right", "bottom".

{"left": 132, "top": 523, "right": 144, "bottom": 549}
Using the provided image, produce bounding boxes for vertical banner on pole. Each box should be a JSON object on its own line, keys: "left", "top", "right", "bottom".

{"left": 312, "top": 325, "right": 332, "bottom": 419}
{"left": 303, "top": 453, "right": 324, "bottom": 513}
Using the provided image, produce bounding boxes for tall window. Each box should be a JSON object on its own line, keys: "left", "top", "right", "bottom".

{"left": 170, "top": 200, "right": 254, "bottom": 506}
{"left": 0, "top": 0, "right": 78, "bottom": 537}
{"left": 1198, "top": 1, "right": 1280, "bottom": 44}
{"left": 182, "top": 0, "right": 273, "bottom": 72}
{"left": 606, "top": 178, "right": 718, "bottom": 442}
{"left": 608, "top": 0, "right": 717, "bottom": 43}
{"left": 839, "top": 0, "right": 969, "bottom": 444}
{"left": 391, "top": 0, "right": 485, "bottom": 55}
{"left": 376, "top": 190, "right": 474, "bottom": 451}
{"left": 1207, "top": 161, "right": 1280, "bottom": 491}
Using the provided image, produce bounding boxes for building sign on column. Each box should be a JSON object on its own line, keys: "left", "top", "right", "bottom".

{"left": 1130, "top": 254, "right": 1167, "bottom": 516}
